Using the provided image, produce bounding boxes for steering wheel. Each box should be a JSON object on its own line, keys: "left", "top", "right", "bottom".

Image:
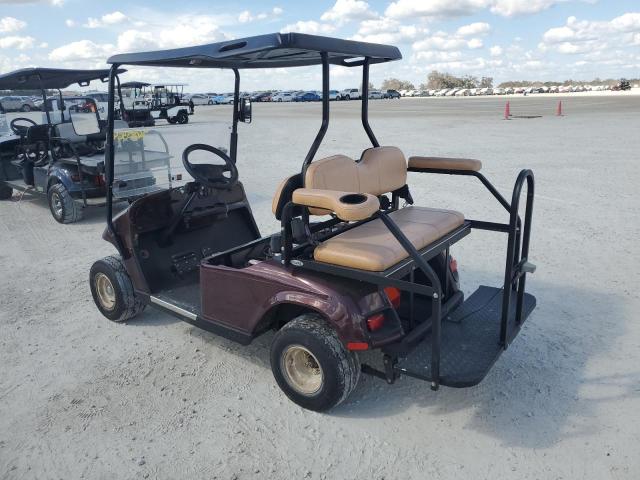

{"left": 10, "top": 117, "right": 37, "bottom": 136}
{"left": 182, "top": 144, "right": 238, "bottom": 189}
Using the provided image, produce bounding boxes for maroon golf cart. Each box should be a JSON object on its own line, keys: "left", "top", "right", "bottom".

{"left": 89, "top": 33, "right": 536, "bottom": 411}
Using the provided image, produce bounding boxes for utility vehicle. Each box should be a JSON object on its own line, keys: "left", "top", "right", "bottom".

{"left": 119, "top": 81, "right": 155, "bottom": 127}
{"left": 120, "top": 82, "right": 190, "bottom": 124}
{"left": 90, "top": 33, "right": 536, "bottom": 412}
{"left": 0, "top": 68, "right": 171, "bottom": 223}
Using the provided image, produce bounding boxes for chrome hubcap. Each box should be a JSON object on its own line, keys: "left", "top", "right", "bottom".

{"left": 51, "top": 192, "right": 63, "bottom": 218}
{"left": 95, "top": 273, "right": 116, "bottom": 310}
{"left": 281, "top": 345, "right": 323, "bottom": 395}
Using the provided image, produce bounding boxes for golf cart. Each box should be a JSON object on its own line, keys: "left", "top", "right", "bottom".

{"left": 120, "top": 81, "right": 189, "bottom": 125}
{"left": 0, "top": 68, "right": 172, "bottom": 223}
{"left": 90, "top": 33, "right": 536, "bottom": 412}
{"left": 119, "top": 81, "right": 155, "bottom": 127}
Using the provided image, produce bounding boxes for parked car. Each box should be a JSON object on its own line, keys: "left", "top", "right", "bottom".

{"left": 384, "top": 89, "right": 401, "bottom": 99}
{"left": 293, "top": 91, "right": 321, "bottom": 102}
{"left": 368, "top": 90, "right": 383, "bottom": 99}
{"left": 329, "top": 90, "right": 339, "bottom": 100}
{"left": 338, "top": 88, "right": 360, "bottom": 100}
{"left": 213, "top": 93, "right": 234, "bottom": 104}
{"left": 0, "top": 95, "right": 36, "bottom": 112}
{"left": 272, "top": 91, "right": 295, "bottom": 102}
{"left": 251, "top": 92, "right": 272, "bottom": 102}
{"left": 190, "top": 94, "right": 213, "bottom": 105}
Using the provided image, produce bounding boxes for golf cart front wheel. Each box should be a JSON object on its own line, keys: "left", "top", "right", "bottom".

{"left": 270, "top": 314, "right": 360, "bottom": 412}
{"left": 176, "top": 111, "right": 189, "bottom": 124}
{"left": 168, "top": 117, "right": 177, "bottom": 124}
{"left": 47, "top": 183, "right": 83, "bottom": 223}
{"left": 0, "top": 184, "right": 12, "bottom": 200}
{"left": 90, "top": 255, "right": 145, "bottom": 322}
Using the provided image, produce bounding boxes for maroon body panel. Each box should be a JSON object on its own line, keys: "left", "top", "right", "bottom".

{"left": 200, "top": 260, "right": 384, "bottom": 343}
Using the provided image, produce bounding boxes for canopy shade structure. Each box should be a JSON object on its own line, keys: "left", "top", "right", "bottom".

{"left": 120, "top": 81, "right": 150, "bottom": 88}
{"left": 107, "top": 33, "right": 402, "bottom": 69}
{"left": 0, "top": 68, "right": 125, "bottom": 90}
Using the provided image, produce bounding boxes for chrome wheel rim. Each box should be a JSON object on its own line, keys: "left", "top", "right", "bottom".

{"left": 95, "top": 273, "right": 116, "bottom": 310}
{"left": 281, "top": 345, "right": 323, "bottom": 395}
{"left": 51, "top": 191, "right": 63, "bottom": 218}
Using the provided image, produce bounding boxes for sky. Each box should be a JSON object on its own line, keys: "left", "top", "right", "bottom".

{"left": 0, "top": 0, "right": 638, "bottom": 92}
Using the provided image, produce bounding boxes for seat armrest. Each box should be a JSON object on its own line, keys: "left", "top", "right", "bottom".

{"left": 292, "top": 188, "right": 379, "bottom": 221}
{"left": 408, "top": 156, "right": 482, "bottom": 172}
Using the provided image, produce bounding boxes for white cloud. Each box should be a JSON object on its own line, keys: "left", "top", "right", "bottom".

{"left": 48, "top": 39, "right": 113, "bottom": 61}
{"left": 540, "top": 12, "right": 640, "bottom": 55}
{"left": 281, "top": 20, "right": 336, "bottom": 35}
{"left": 65, "top": 19, "right": 76, "bottom": 28}
{"left": 116, "top": 29, "right": 156, "bottom": 51}
{"left": 467, "top": 38, "right": 483, "bottom": 49}
{"left": 321, "top": 0, "right": 377, "bottom": 25}
{"left": 352, "top": 17, "right": 428, "bottom": 44}
{"left": 0, "top": 17, "right": 27, "bottom": 33}
{"left": 385, "top": 0, "right": 575, "bottom": 19}
{"left": 413, "top": 35, "right": 467, "bottom": 51}
{"left": 237, "top": 7, "right": 283, "bottom": 24}
{"left": 0, "top": 35, "right": 36, "bottom": 49}
{"left": 456, "top": 22, "right": 490, "bottom": 36}
{"left": 490, "top": 0, "right": 567, "bottom": 17}
{"left": 489, "top": 45, "right": 503, "bottom": 56}
{"left": 84, "top": 11, "right": 129, "bottom": 29}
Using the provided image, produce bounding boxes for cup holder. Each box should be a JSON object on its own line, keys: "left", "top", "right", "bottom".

{"left": 339, "top": 193, "right": 368, "bottom": 205}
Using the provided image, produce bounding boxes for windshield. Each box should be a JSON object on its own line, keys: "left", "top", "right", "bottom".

{"left": 112, "top": 109, "right": 233, "bottom": 199}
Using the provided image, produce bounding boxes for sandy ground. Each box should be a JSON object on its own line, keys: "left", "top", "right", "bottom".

{"left": 1, "top": 95, "right": 640, "bottom": 480}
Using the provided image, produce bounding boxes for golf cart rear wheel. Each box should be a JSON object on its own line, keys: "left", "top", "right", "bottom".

{"left": 47, "top": 183, "right": 83, "bottom": 223}
{"left": 270, "top": 314, "right": 360, "bottom": 411}
{"left": 168, "top": 117, "right": 177, "bottom": 124}
{"left": 0, "top": 184, "right": 12, "bottom": 200}
{"left": 90, "top": 255, "right": 145, "bottom": 322}
{"left": 176, "top": 111, "right": 189, "bottom": 124}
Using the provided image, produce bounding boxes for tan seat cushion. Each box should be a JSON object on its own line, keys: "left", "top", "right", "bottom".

{"left": 408, "top": 156, "right": 482, "bottom": 172}
{"left": 304, "top": 147, "right": 407, "bottom": 215}
{"left": 313, "top": 206, "right": 464, "bottom": 271}
{"left": 292, "top": 188, "right": 379, "bottom": 222}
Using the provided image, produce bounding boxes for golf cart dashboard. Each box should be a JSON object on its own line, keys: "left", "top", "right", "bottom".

{"left": 129, "top": 182, "right": 248, "bottom": 234}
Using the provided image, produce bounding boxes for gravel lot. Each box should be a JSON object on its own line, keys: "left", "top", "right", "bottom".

{"left": 1, "top": 94, "right": 639, "bottom": 479}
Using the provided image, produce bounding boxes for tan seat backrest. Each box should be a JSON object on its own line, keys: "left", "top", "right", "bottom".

{"left": 304, "top": 146, "right": 407, "bottom": 215}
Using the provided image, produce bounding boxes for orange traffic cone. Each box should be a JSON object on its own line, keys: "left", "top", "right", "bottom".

{"left": 556, "top": 100, "right": 563, "bottom": 116}
{"left": 504, "top": 101, "right": 511, "bottom": 120}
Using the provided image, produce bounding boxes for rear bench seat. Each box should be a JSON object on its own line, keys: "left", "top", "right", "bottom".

{"left": 274, "top": 146, "right": 465, "bottom": 272}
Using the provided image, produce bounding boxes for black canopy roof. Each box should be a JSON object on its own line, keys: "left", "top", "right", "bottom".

{"left": 0, "top": 68, "right": 125, "bottom": 90}
{"left": 120, "top": 81, "right": 150, "bottom": 88}
{"left": 108, "top": 33, "right": 402, "bottom": 69}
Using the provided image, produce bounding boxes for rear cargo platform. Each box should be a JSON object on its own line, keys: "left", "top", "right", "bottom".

{"left": 395, "top": 286, "right": 536, "bottom": 387}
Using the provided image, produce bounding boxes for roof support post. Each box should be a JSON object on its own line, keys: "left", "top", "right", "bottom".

{"left": 302, "top": 52, "right": 330, "bottom": 178}
{"left": 361, "top": 57, "right": 379, "bottom": 147}
{"left": 38, "top": 75, "right": 51, "bottom": 124}
{"left": 105, "top": 63, "right": 125, "bottom": 256}
{"left": 230, "top": 68, "right": 240, "bottom": 163}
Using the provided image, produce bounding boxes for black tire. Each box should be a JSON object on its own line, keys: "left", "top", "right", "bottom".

{"left": 21, "top": 104, "right": 31, "bottom": 112}
{"left": 90, "top": 255, "right": 146, "bottom": 322}
{"left": 345, "top": 95, "right": 351, "bottom": 100}
{"left": 270, "top": 314, "right": 360, "bottom": 411}
{"left": 177, "top": 111, "right": 189, "bottom": 124}
{"left": 47, "top": 183, "right": 83, "bottom": 223}
{"left": 167, "top": 117, "right": 177, "bottom": 124}
{"left": 0, "top": 184, "right": 12, "bottom": 200}
{"left": 208, "top": 100, "right": 213, "bottom": 105}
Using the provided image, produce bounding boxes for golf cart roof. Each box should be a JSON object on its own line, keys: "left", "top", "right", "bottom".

{"left": 107, "top": 32, "right": 402, "bottom": 69}
{"left": 0, "top": 68, "right": 125, "bottom": 90}
{"left": 120, "top": 81, "right": 150, "bottom": 88}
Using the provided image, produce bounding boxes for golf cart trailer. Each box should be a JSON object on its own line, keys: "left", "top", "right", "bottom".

{"left": 120, "top": 81, "right": 190, "bottom": 125}
{"left": 90, "top": 33, "right": 537, "bottom": 412}
{"left": 0, "top": 68, "right": 172, "bottom": 223}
